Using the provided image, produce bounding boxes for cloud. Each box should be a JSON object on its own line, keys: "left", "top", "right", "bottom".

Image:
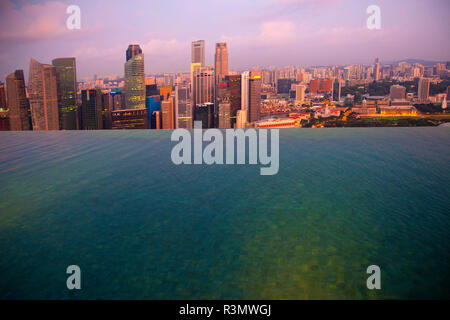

{"left": 258, "top": 21, "right": 296, "bottom": 46}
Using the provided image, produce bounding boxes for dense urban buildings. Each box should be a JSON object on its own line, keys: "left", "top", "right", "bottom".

{"left": 0, "top": 36, "right": 448, "bottom": 131}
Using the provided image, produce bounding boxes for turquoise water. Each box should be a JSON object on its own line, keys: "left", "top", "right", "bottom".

{"left": 0, "top": 127, "right": 449, "bottom": 299}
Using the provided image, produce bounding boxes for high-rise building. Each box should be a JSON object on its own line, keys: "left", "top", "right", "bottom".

{"left": 294, "top": 84, "right": 306, "bottom": 104}
{"left": 175, "top": 85, "right": 192, "bottom": 129}
{"left": 236, "top": 109, "right": 247, "bottom": 128}
{"left": 214, "top": 42, "right": 228, "bottom": 85}
{"left": 217, "top": 101, "right": 231, "bottom": 129}
{"left": 126, "top": 44, "right": 143, "bottom": 62}
{"left": 225, "top": 74, "right": 241, "bottom": 127}
{"left": 248, "top": 73, "right": 261, "bottom": 123}
{"left": 241, "top": 71, "right": 250, "bottom": 111}
{"left": 191, "top": 40, "right": 205, "bottom": 66}
{"left": 6, "top": 70, "right": 30, "bottom": 131}
{"left": 161, "top": 97, "right": 174, "bottom": 129}
{"left": 124, "top": 45, "right": 145, "bottom": 109}
{"left": 0, "top": 82, "right": 6, "bottom": 109}
{"left": 309, "top": 79, "right": 319, "bottom": 94}
{"left": 374, "top": 57, "right": 381, "bottom": 81}
{"left": 81, "top": 89, "right": 103, "bottom": 130}
{"left": 52, "top": 57, "right": 77, "bottom": 130}
{"left": 28, "top": 58, "right": 59, "bottom": 130}
{"left": 194, "top": 103, "right": 214, "bottom": 128}
{"left": 390, "top": 85, "right": 406, "bottom": 101}
{"left": 277, "top": 79, "right": 291, "bottom": 94}
{"left": 192, "top": 66, "right": 214, "bottom": 107}
{"left": 418, "top": 78, "right": 430, "bottom": 101}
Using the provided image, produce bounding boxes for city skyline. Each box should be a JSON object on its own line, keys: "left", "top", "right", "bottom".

{"left": 0, "top": 0, "right": 449, "bottom": 79}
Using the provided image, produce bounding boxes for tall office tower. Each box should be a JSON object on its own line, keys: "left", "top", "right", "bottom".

{"left": 124, "top": 45, "right": 145, "bottom": 109}
{"left": 390, "top": 85, "right": 406, "bottom": 101}
{"left": 333, "top": 79, "right": 342, "bottom": 101}
{"left": 175, "top": 85, "right": 192, "bottom": 129}
{"left": 52, "top": 57, "right": 77, "bottom": 130}
{"left": 161, "top": 97, "right": 174, "bottom": 129}
{"left": 224, "top": 74, "right": 241, "bottom": 128}
{"left": 318, "top": 79, "right": 333, "bottom": 94}
{"left": 374, "top": 57, "right": 381, "bottom": 81}
{"left": 277, "top": 78, "right": 292, "bottom": 94}
{"left": 248, "top": 73, "right": 261, "bottom": 123}
{"left": 152, "top": 110, "right": 162, "bottom": 129}
{"left": 214, "top": 42, "right": 228, "bottom": 85}
{"left": 194, "top": 103, "right": 214, "bottom": 128}
{"left": 0, "top": 82, "right": 6, "bottom": 109}
{"left": 192, "top": 66, "right": 215, "bottom": 107}
{"left": 6, "top": 70, "right": 30, "bottom": 131}
{"left": 309, "top": 79, "right": 319, "bottom": 94}
{"left": 81, "top": 89, "right": 103, "bottom": 130}
{"left": 241, "top": 71, "right": 250, "bottom": 111}
{"left": 218, "top": 101, "right": 231, "bottom": 128}
{"left": 28, "top": 58, "right": 59, "bottom": 130}
{"left": 102, "top": 93, "right": 112, "bottom": 129}
{"left": 418, "top": 78, "right": 431, "bottom": 101}
{"left": 191, "top": 40, "right": 205, "bottom": 66}
{"left": 236, "top": 109, "right": 247, "bottom": 128}
{"left": 146, "top": 84, "right": 158, "bottom": 97}
{"left": 294, "top": 84, "right": 306, "bottom": 104}
{"left": 159, "top": 86, "right": 173, "bottom": 101}
{"left": 126, "top": 44, "right": 143, "bottom": 62}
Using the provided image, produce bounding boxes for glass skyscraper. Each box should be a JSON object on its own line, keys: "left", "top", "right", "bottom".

{"left": 52, "top": 57, "right": 77, "bottom": 130}
{"left": 124, "top": 45, "right": 145, "bottom": 109}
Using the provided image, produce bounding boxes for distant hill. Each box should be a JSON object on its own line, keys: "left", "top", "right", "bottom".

{"left": 385, "top": 59, "right": 448, "bottom": 66}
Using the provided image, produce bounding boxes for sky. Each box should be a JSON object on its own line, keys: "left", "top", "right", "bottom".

{"left": 0, "top": 0, "right": 449, "bottom": 79}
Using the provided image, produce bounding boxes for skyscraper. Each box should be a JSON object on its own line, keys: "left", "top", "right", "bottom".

{"left": 175, "top": 85, "right": 192, "bottom": 129}
{"left": 0, "top": 82, "right": 6, "bottom": 110}
{"left": 191, "top": 40, "right": 205, "bottom": 66}
{"left": 248, "top": 73, "right": 261, "bottom": 123}
{"left": 28, "top": 58, "right": 59, "bottom": 130}
{"left": 81, "top": 89, "right": 103, "bottom": 130}
{"left": 241, "top": 71, "right": 250, "bottom": 111}
{"left": 295, "top": 84, "right": 306, "bottom": 104}
{"left": 161, "top": 98, "right": 174, "bottom": 129}
{"left": 6, "top": 70, "right": 30, "bottom": 131}
{"left": 224, "top": 74, "right": 241, "bottom": 128}
{"left": 52, "top": 57, "right": 77, "bottom": 130}
{"left": 194, "top": 103, "right": 214, "bottom": 128}
{"left": 126, "top": 44, "right": 143, "bottom": 62}
{"left": 124, "top": 45, "right": 145, "bottom": 109}
{"left": 192, "top": 66, "right": 215, "bottom": 107}
{"left": 214, "top": 42, "right": 228, "bottom": 85}
{"left": 374, "top": 57, "right": 381, "bottom": 81}
{"left": 418, "top": 78, "right": 430, "bottom": 101}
